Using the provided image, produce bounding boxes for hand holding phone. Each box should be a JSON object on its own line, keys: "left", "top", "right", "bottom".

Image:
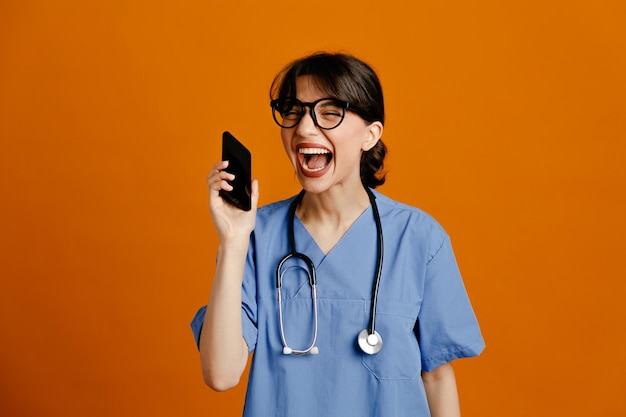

{"left": 219, "top": 131, "right": 252, "bottom": 211}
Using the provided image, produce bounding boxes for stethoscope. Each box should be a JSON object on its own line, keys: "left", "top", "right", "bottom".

{"left": 276, "top": 187, "right": 384, "bottom": 356}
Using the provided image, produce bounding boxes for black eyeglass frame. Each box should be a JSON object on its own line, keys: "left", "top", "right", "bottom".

{"left": 270, "top": 97, "right": 359, "bottom": 130}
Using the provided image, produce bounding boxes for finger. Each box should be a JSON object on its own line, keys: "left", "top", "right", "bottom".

{"left": 207, "top": 178, "right": 234, "bottom": 198}
{"left": 220, "top": 179, "right": 234, "bottom": 192}
{"left": 215, "top": 160, "right": 229, "bottom": 170}
{"left": 207, "top": 161, "right": 229, "bottom": 181}
{"left": 207, "top": 161, "right": 234, "bottom": 192}
{"left": 209, "top": 171, "right": 235, "bottom": 185}
{"left": 250, "top": 179, "right": 260, "bottom": 209}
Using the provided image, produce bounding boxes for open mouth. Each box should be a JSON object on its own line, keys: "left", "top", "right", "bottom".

{"left": 298, "top": 146, "right": 333, "bottom": 173}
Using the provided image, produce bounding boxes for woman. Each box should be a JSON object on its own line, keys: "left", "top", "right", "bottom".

{"left": 191, "top": 52, "right": 485, "bottom": 417}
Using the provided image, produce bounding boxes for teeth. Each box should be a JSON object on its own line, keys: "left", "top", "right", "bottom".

{"left": 303, "top": 163, "right": 326, "bottom": 172}
{"left": 299, "top": 147, "right": 331, "bottom": 172}
{"left": 299, "top": 148, "right": 330, "bottom": 155}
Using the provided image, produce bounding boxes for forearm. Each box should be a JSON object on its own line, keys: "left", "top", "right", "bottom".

{"left": 199, "top": 241, "right": 249, "bottom": 391}
{"left": 422, "top": 362, "right": 461, "bottom": 417}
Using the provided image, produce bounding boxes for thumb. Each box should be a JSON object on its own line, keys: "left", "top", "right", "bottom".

{"left": 250, "top": 179, "right": 259, "bottom": 210}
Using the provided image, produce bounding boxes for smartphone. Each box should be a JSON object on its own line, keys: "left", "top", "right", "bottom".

{"left": 219, "top": 131, "right": 251, "bottom": 211}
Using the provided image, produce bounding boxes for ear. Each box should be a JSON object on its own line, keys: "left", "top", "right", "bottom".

{"left": 362, "top": 121, "right": 384, "bottom": 152}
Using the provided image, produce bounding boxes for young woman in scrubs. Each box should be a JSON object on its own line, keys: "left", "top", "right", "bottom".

{"left": 191, "top": 52, "right": 485, "bottom": 417}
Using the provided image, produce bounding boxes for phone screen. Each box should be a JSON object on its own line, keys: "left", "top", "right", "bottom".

{"left": 219, "top": 131, "right": 251, "bottom": 211}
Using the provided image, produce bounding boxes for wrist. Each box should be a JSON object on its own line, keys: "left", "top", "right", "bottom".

{"left": 217, "top": 237, "right": 250, "bottom": 255}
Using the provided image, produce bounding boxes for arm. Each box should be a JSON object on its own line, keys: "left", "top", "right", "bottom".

{"left": 199, "top": 161, "right": 259, "bottom": 392}
{"left": 422, "top": 362, "right": 461, "bottom": 417}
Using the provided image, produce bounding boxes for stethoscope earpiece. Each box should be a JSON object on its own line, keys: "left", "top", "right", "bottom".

{"left": 282, "top": 345, "right": 319, "bottom": 355}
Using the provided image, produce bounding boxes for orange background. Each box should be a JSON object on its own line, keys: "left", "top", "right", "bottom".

{"left": 1, "top": 1, "right": 625, "bottom": 416}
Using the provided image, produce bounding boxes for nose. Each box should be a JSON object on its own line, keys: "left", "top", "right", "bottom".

{"left": 295, "top": 106, "right": 318, "bottom": 135}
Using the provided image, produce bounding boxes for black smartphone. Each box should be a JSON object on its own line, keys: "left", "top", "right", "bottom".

{"left": 219, "top": 131, "right": 251, "bottom": 211}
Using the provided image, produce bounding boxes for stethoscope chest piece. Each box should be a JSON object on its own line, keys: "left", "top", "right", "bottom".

{"left": 358, "top": 329, "right": 383, "bottom": 355}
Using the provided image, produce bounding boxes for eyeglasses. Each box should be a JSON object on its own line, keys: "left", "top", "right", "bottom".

{"left": 270, "top": 97, "right": 352, "bottom": 130}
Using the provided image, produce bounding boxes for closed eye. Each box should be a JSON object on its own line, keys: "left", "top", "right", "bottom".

{"left": 282, "top": 109, "right": 302, "bottom": 118}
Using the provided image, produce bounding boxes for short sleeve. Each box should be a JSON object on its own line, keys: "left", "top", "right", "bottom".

{"left": 189, "top": 306, "right": 257, "bottom": 353}
{"left": 189, "top": 234, "right": 259, "bottom": 354}
{"left": 240, "top": 236, "right": 259, "bottom": 353}
{"left": 418, "top": 234, "right": 485, "bottom": 371}
{"left": 190, "top": 305, "right": 207, "bottom": 349}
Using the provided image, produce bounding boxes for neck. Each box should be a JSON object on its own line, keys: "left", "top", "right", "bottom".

{"left": 296, "top": 185, "right": 371, "bottom": 228}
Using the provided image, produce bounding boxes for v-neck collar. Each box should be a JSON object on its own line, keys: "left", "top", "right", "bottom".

{"left": 292, "top": 204, "right": 374, "bottom": 266}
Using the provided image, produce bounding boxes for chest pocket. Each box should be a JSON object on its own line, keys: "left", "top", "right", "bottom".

{"left": 361, "top": 301, "right": 421, "bottom": 380}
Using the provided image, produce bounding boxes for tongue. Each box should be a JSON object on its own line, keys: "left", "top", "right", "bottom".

{"left": 306, "top": 154, "right": 327, "bottom": 169}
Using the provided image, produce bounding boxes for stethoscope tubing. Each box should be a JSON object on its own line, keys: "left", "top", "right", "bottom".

{"left": 366, "top": 188, "right": 384, "bottom": 337}
{"left": 277, "top": 282, "right": 319, "bottom": 355}
{"left": 276, "top": 187, "right": 383, "bottom": 355}
{"left": 276, "top": 251, "right": 319, "bottom": 355}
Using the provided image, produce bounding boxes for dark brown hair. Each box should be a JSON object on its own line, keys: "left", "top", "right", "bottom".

{"left": 270, "top": 52, "right": 387, "bottom": 188}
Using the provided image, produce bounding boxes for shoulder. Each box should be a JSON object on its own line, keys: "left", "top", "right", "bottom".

{"left": 253, "top": 195, "right": 296, "bottom": 233}
{"left": 372, "top": 190, "right": 445, "bottom": 232}
{"left": 372, "top": 190, "right": 449, "bottom": 260}
{"left": 257, "top": 196, "right": 293, "bottom": 218}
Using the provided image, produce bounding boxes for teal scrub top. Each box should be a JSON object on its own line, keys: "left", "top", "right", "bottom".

{"left": 191, "top": 190, "right": 485, "bottom": 417}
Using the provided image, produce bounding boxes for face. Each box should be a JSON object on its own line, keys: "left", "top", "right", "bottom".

{"left": 280, "top": 76, "right": 383, "bottom": 195}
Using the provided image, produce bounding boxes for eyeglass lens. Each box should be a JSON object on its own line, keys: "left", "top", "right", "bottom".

{"left": 272, "top": 99, "right": 347, "bottom": 130}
